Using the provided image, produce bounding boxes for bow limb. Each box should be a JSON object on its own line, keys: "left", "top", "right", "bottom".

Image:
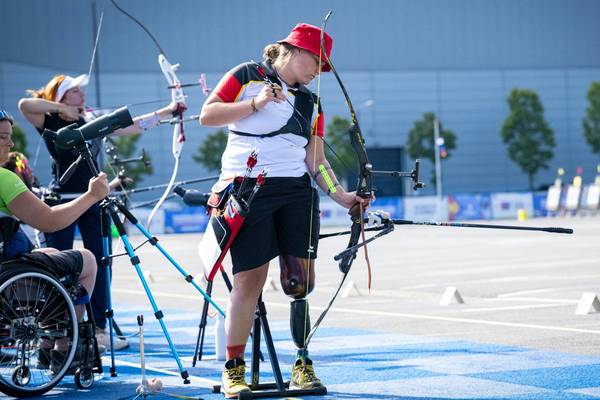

{"left": 319, "top": 11, "right": 373, "bottom": 273}
{"left": 110, "top": 0, "right": 188, "bottom": 229}
{"left": 146, "top": 56, "right": 187, "bottom": 228}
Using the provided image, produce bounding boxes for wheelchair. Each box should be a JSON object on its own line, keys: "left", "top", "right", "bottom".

{"left": 0, "top": 218, "right": 103, "bottom": 397}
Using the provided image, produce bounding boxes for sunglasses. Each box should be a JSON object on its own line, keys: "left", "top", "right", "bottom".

{"left": 0, "top": 110, "right": 13, "bottom": 125}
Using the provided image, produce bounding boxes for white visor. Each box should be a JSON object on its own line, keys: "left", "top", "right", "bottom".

{"left": 54, "top": 74, "right": 89, "bottom": 102}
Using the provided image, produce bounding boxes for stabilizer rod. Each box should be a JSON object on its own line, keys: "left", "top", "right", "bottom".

{"left": 112, "top": 175, "right": 218, "bottom": 195}
{"left": 389, "top": 219, "right": 573, "bottom": 234}
{"left": 320, "top": 219, "right": 573, "bottom": 239}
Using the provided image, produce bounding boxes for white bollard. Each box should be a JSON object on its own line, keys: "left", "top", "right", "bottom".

{"left": 142, "top": 270, "right": 155, "bottom": 284}
{"left": 440, "top": 286, "right": 465, "bottom": 306}
{"left": 341, "top": 280, "right": 362, "bottom": 298}
{"left": 263, "top": 275, "right": 278, "bottom": 291}
{"left": 575, "top": 293, "right": 600, "bottom": 315}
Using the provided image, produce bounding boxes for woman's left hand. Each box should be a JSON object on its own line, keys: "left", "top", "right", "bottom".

{"left": 168, "top": 101, "right": 183, "bottom": 114}
{"left": 334, "top": 190, "right": 374, "bottom": 210}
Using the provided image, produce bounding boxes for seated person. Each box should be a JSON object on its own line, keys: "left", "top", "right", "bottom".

{"left": 0, "top": 110, "right": 109, "bottom": 368}
{"left": 2, "top": 151, "right": 44, "bottom": 246}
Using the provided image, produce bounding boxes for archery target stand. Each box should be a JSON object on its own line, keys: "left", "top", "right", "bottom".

{"left": 565, "top": 185, "right": 582, "bottom": 213}
{"left": 575, "top": 293, "right": 600, "bottom": 315}
{"left": 584, "top": 184, "right": 600, "bottom": 213}
{"left": 440, "top": 286, "right": 465, "bottom": 306}
{"left": 546, "top": 185, "right": 562, "bottom": 215}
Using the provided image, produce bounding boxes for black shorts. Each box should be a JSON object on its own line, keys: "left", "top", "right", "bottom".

{"left": 17, "top": 250, "right": 84, "bottom": 280}
{"left": 230, "top": 174, "right": 320, "bottom": 274}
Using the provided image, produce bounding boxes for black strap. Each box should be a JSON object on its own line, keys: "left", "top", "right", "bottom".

{"left": 229, "top": 129, "right": 290, "bottom": 138}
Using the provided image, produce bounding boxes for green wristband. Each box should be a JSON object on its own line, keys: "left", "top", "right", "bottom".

{"left": 319, "top": 164, "right": 337, "bottom": 194}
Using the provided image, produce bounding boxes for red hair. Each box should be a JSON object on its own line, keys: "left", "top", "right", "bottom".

{"left": 27, "top": 75, "right": 66, "bottom": 101}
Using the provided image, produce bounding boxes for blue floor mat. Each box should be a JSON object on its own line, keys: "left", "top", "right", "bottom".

{"left": 12, "top": 307, "right": 600, "bottom": 400}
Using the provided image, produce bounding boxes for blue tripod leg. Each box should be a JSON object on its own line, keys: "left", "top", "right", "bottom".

{"left": 109, "top": 205, "right": 190, "bottom": 384}
{"left": 115, "top": 202, "right": 225, "bottom": 318}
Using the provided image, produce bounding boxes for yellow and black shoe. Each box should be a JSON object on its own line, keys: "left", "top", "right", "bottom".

{"left": 291, "top": 357, "right": 323, "bottom": 389}
{"left": 221, "top": 358, "right": 251, "bottom": 398}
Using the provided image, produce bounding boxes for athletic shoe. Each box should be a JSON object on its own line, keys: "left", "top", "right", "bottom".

{"left": 221, "top": 358, "right": 251, "bottom": 398}
{"left": 291, "top": 357, "right": 322, "bottom": 389}
{"left": 95, "top": 328, "right": 129, "bottom": 351}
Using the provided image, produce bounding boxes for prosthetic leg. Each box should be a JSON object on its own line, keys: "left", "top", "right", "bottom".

{"left": 281, "top": 255, "right": 325, "bottom": 392}
{"left": 280, "top": 254, "right": 314, "bottom": 361}
{"left": 211, "top": 255, "right": 326, "bottom": 399}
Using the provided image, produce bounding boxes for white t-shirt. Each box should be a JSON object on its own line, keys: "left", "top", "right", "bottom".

{"left": 210, "top": 62, "right": 324, "bottom": 192}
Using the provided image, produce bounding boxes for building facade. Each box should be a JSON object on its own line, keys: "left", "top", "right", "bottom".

{"left": 1, "top": 0, "right": 599, "bottom": 197}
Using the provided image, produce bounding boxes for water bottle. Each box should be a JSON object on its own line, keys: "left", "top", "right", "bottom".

{"left": 214, "top": 314, "right": 226, "bottom": 361}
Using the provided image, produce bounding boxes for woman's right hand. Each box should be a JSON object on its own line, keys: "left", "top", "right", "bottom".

{"left": 254, "top": 83, "right": 284, "bottom": 109}
{"left": 58, "top": 104, "right": 85, "bottom": 121}
{"left": 88, "top": 172, "right": 110, "bottom": 201}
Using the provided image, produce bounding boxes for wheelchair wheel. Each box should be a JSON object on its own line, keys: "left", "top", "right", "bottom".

{"left": 0, "top": 267, "right": 78, "bottom": 398}
{"left": 74, "top": 367, "right": 94, "bottom": 389}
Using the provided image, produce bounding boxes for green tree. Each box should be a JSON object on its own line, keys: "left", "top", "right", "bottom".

{"left": 324, "top": 116, "right": 358, "bottom": 178}
{"left": 104, "top": 135, "right": 153, "bottom": 187}
{"left": 406, "top": 112, "right": 457, "bottom": 161}
{"left": 501, "top": 89, "right": 555, "bottom": 190}
{"left": 583, "top": 81, "right": 600, "bottom": 155}
{"left": 406, "top": 112, "right": 456, "bottom": 184}
{"left": 192, "top": 129, "right": 227, "bottom": 172}
{"left": 11, "top": 123, "right": 29, "bottom": 157}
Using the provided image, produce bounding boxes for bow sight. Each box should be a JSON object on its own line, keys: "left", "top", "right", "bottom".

{"left": 105, "top": 137, "right": 151, "bottom": 170}
{"left": 371, "top": 158, "right": 425, "bottom": 191}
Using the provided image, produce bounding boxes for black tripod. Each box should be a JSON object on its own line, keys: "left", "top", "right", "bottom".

{"left": 192, "top": 264, "right": 232, "bottom": 366}
{"left": 171, "top": 185, "right": 264, "bottom": 367}
{"left": 212, "top": 294, "right": 327, "bottom": 399}
{"left": 190, "top": 261, "right": 263, "bottom": 366}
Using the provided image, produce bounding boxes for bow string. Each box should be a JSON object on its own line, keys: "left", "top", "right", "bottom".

{"left": 110, "top": 0, "right": 188, "bottom": 229}
{"left": 303, "top": 10, "right": 377, "bottom": 347}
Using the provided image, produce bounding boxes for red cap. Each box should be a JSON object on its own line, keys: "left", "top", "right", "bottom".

{"left": 278, "top": 23, "right": 333, "bottom": 72}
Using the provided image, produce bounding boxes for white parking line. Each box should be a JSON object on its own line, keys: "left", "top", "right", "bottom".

{"left": 112, "top": 288, "right": 600, "bottom": 336}
{"left": 461, "top": 303, "right": 569, "bottom": 312}
{"left": 498, "top": 288, "right": 557, "bottom": 297}
{"left": 487, "top": 296, "right": 579, "bottom": 304}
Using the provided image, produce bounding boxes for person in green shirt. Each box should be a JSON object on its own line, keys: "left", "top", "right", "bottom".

{"left": 0, "top": 109, "right": 109, "bottom": 365}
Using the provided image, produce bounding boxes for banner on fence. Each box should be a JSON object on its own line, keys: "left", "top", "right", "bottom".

{"left": 448, "top": 194, "right": 492, "bottom": 220}
{"left": 490, "top": 192, "right": 533, "bottom": 219}
{"left": 404, "top": 196, "right": 448, "bottom": 220}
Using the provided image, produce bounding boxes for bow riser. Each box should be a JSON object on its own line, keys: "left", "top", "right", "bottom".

{"left": 338, "top": 223, "right": 361, "bottom": 273}
{"left": 348, "top": 124, "right": 373, "bottom": 199}
{"left": 159, "top": 55, "right": 185, "bottom": 103}
{"left": 159, "top": 54, "right": 186, "bottom": 158}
